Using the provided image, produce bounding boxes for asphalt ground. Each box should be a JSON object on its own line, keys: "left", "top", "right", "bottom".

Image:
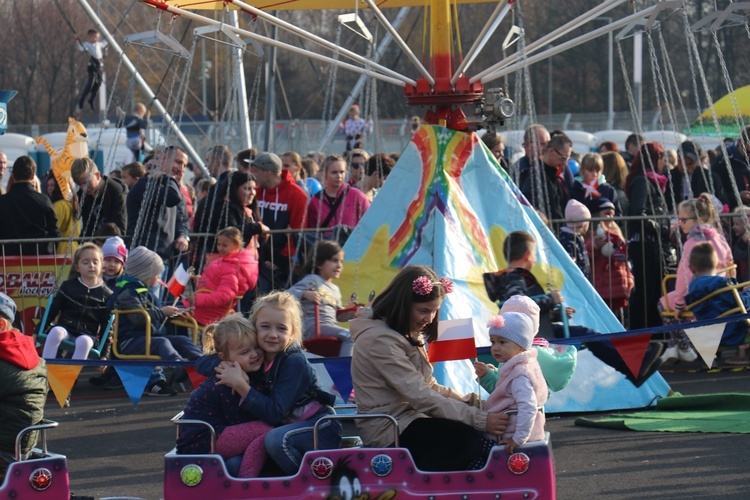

{"left": 43, "top": 367, "right": 750, "bottom": 500}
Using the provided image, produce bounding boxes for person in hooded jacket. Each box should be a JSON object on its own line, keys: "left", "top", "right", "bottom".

{"left": 250, "top": 153, "right": 308, "bottom": 292}
{"left": 0, "top": 293, "right": 48, "bottom": 461}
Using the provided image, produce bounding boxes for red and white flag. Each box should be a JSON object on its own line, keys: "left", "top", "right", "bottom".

{"left": 164, "top": 264, "right": 190, "bottom": 298}
{"left": 427, "top": 318, "right": 477, "bottom": 363}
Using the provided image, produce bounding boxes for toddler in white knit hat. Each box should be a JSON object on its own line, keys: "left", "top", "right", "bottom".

{"left": 480, "top": 312, "right": 548, "bottom": 453}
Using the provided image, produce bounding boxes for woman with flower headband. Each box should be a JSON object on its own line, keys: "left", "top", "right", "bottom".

{"left": 350, "top": 265, "right": 508, "bottom": 471}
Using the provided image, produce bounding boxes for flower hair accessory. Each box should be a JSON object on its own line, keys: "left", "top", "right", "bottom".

{"left": 412, "top": 276, "right": 455, "bottom": 295}
{"left": 412, "top": 276, "right": 434, "bottom": 295}
{"left": 487, "top": 315, "right": 505, "bottom": 328}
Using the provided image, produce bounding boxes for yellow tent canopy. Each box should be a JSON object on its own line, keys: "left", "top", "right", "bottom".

{"left": 156, "top": 0, "right": 493, "bottom": 11}
{"left": 700, "top": 84, "right": 750, "bottom": 121}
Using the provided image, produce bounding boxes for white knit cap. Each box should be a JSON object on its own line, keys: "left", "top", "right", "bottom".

{"left": 487, "top": 312, "right": 536, "bottom": 350}
{"left": 499, "top": 295, "right": 540, "bottom": 335}
{"left": 102, "top": 236, "right": 128, "bottom": 264}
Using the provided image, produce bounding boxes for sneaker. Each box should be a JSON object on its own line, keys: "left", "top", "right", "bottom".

{"left": 634, "top": 342, "right": 665, "bottom": 387}
{"left": 144, "top": 381, "right": 177, "bottom": 397}
{"left": 678, "top": 347, "right": 698, "bottom": 363}
{"left": 660, "top": 345, "right": 679, "bottom": 365}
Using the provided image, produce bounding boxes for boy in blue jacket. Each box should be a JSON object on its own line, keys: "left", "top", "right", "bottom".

{"left": 108, "top": 247, "right": 203, "bottom": 396}
{"left": 684, "top": 241, "right": 750, "bottom": 365}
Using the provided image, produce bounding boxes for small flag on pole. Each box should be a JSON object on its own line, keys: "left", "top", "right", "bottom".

{"left": 163, "top": 264, "right": 190, "bottom": 298}
{"left": 428, "top": 318, "right": 477, "bottom": 363}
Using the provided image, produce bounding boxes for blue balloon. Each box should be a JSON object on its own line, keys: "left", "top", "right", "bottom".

{"left": 567, "top": 159, "right": 580, "bottom": 176}
{"left": 306, "top": 177, "right": 322, "bottom": 196}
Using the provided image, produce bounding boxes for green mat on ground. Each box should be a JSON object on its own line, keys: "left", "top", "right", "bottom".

{"left": 574, "top": 393, "right": 750, "bottom": 433}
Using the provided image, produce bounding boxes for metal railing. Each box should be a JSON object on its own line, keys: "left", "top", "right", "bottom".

{"left": 2, "top": 211, "right": 745, "bottom": 333}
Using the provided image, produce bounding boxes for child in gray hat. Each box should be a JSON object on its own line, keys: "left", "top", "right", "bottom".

{"left": 108, "top": 247, "right": 203, "bottom": 366}
{"left": 480, "top": 312, "right": 548, "bottom": 453}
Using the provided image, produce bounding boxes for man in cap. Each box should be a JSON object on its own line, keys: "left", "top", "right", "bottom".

{"left": 252, "top": 152, "right": 308, "bottom": 292}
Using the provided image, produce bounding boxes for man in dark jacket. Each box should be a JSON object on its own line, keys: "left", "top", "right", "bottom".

{"left": 520, "top": 133, "right": 573, "bottom": 221}
{"left": 126, "top": 147, "right": 189, "bottom": 261}
{"left": 0, "top": 292, "right": 48, "bottom": 459}
{"left": 0, "top": 156, "right": 59, "bottom": 256}
{"left": 713, "top": 127, "right": 750, "bottom": 210}
{"left": 665, "top": 140, "right": 725, "bottom": 212}
{"left": 71, "top": 157, "right": 127, "bottom": 237}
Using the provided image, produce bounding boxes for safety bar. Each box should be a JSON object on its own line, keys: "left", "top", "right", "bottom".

{"left": 14, "top": 420, "right": 59, "bottom": 461}
{"left": 313, "top": 413, "right": 399, "bottom": 450}
{"left": 171, "top": 411, "right": 217, "bottom": 454}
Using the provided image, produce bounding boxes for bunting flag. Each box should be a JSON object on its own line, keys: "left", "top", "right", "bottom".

{"left": 185, "top": 366, "right": 206, "bottom": 391}
{"left": 337, "top": 124, "right": 670, "bottom": 412}
{"left": 325, "top": 359, "right": 354, "bottom": 403}
{"left": 611, "top": 334, "right": 652, "bottom": 379}
{"left": 685, "top": 324, "right": 726, "bottom": 368}
{"left": 115, "top": 365, "right": 154, "bottom": 406}
{"left": 47, "top": 365, "right": 83, "bottom": 408}
{"left": 428, "top": 318, "right": 477, "bottom": 363}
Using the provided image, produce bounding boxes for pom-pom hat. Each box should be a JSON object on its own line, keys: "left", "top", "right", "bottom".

{"left": 499, "top": 295, "right": 540, "bottom": 335}
{"left": 487, "top": 312, "right": 536, "bottom": 350}
{"left": 102, "top": 236, "right": 128, "bottom": 264}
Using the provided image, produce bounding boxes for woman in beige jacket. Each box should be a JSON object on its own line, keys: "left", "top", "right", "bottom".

{"left": 350, "top": 265, "right": 508, "bottom": 471}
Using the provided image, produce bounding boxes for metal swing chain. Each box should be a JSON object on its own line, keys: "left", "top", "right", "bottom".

{"left": 644, "top": 30, "right": 681, "bottom": 213}
{"left": 656, "top": 28, "right": 716, "bottom": 197}
{"left": 680, "top": 6, "right": 748, "bottom": 233}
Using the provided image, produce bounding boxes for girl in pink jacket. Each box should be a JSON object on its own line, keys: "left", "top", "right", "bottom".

{"left": 659, "top": 194, "right": 732, "bottom": 363}
{"left": 482, "top": 312, "right": 548, "bottom": 453}
{"left": 185, "top": 227, "right": 258, "bottom": 325}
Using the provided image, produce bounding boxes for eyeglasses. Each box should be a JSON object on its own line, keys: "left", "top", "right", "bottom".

{"left": 677, "top": 217, "right": 697, "bottom": 223}
{"left": 350, "top": 162, "right": 365, "bottom": 169}
{"left": 552, "top": 147, "right": 570, "bottom": 161}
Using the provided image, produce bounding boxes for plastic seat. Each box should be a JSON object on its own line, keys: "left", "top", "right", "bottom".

{"left": 660, "top": 264, "right": 737, "bottom": 320}
{"left": 36, "top": 293, "right": 114, "bottom": 360}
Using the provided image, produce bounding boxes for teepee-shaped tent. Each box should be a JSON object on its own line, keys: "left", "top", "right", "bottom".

{"left": 338, "top": 125, "right": 670, "bottom": 412}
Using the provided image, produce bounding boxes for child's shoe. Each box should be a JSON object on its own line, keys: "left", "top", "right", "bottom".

{"left": 678, "top": 347, "right": 698, "bottom": 363}
{"left": 660, "top": 345, "right": 679, "bottom": 364}
{"left": 144, "top": 381, "right": 177, "bottom": 397}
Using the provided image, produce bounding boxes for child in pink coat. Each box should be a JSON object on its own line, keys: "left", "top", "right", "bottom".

{"left": 659, "top": 194, "right": 733, "bottom": 363}
{"left": 185, "top": 227, "right": 258, "bottom": 325}
{"left": 482, "top": 312, "right": 548, "bottom": 453}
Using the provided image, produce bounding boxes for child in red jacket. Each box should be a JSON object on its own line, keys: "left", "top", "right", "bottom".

{"left": 184, "top": 227, "right": 258, "bottom": 325}
{"left": 585, "top": 198, "right": 633, "bottom": 321}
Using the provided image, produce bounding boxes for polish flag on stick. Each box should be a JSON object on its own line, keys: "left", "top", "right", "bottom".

{"left": 163, "top": 264, "right": 190, "bottom": 298}
{"left": 428, "top": 318, "right": 477, "bottom": 363}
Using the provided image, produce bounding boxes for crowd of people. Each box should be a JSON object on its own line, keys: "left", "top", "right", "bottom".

{"left": 2, "top": 121, "right": 750, "bottom": 478}
{"left": 485, "top": 124, "right": 750, "bottom": 366}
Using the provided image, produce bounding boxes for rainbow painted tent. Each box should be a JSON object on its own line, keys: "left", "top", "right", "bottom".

{"left": 337, "top": 125, "right": 670, "bottom": 413}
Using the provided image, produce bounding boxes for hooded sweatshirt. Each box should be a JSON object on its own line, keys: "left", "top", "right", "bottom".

{"left": 256, "top": 168, "right": 308, "bottom": 260}
{"left": 350, "top": 318, "right": 487, "bottom": 448}
{"left": 0, "top": 329, "right": 40, "bottom": 370}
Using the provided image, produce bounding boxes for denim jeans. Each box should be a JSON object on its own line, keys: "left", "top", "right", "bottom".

{"left": 264, "top": 408, "right": 342, "bottom": 475}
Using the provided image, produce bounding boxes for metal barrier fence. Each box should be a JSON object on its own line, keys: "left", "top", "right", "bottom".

{"left": 2, "top": 211, "right": 745, "bottom": 334}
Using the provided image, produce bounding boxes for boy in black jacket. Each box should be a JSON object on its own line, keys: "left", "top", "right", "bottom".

{"left": 483, "top": 231, "right": 662, "bottom": 387}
